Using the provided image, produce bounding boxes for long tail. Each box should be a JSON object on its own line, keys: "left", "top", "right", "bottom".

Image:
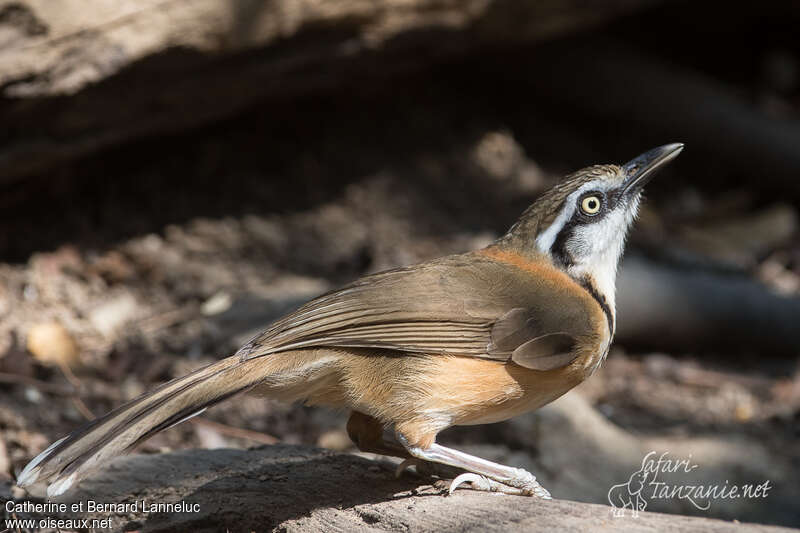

{"left": 16, "top": 353, "right": 288, "bottom": 497}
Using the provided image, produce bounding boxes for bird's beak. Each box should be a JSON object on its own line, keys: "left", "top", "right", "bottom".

{"left": 622, "top": 143, "right": 684, "bottom": 196}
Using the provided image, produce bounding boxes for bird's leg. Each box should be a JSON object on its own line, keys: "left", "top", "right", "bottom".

{"left": 397, "top": 434, "right": 551, "bottom": 498}
{"left": 346, "top": 412, "right": 461, "bottom": 479}
{"left": 346, "top": 411, "right": 410, "bottom": 458}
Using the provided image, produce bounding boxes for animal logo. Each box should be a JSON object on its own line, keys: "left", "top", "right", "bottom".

{"left": 608, "top": 468, "right": 649, "bottom": 517}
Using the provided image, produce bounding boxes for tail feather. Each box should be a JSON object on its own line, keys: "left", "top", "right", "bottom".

{"left": 17, "top": 354, "right": 276, "bottom": 497}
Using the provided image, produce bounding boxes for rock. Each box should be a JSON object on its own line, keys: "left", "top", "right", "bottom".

{"left": 88, "top": 293, "right": 140, "bottom": 338}
{"left": 25, "top": 320, "right": 80, "bottom": 368}
{"left": 200, "top": 291, "right": 232, "bottom": 316}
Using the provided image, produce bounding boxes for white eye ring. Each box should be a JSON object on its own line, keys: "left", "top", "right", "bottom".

{"left": 580, "top": 195, "right": 601, "bottom": 215}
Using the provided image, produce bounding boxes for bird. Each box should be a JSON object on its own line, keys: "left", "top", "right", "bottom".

{"left": 17, "top": 143, "right": 683, "bottom": 499}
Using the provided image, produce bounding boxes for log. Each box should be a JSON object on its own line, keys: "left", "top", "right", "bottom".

{"left": 0, "top": 0, "right": 659, "bottom": 184}
{"left": 10, "top": 393, "right": 798, "bottom": 529}
{"left": 616, "top": 255, "right": 800, "bottom": 356}
{"left": 10, "top": 444, "right": 792, "bottom": 533}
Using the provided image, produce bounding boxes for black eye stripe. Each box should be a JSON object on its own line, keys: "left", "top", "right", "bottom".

{"left": 549, "top": 187, "right": 623, "bottom": 265}
{"left": 551, "top": 223, "right": 576, "bottom": 268}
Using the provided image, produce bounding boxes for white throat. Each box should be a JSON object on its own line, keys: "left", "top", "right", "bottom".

{"left": 566, "top": 240, "right": 621, "bottom": 317}
{"left": 535, "top": 191, "right": 641, "bottom": 324}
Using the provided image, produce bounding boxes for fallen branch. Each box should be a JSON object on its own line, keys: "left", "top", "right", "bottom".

{"left": 616, "top": 255, "right": 800, "bottom": 356}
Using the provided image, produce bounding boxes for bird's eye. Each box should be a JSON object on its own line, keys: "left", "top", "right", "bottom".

{"left": 580, "top": 195, "right": 602, "bottom": 215}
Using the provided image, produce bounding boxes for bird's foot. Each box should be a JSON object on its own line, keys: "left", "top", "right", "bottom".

{"left": 443, "top": 470, "right": 551, "bottom": 498}
{"left": 393, "top": 438, "right": 551, "bottom": 499}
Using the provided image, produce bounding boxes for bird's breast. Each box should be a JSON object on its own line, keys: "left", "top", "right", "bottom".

{"left": 414, "top": 344, "right": 609, "bottom": 428}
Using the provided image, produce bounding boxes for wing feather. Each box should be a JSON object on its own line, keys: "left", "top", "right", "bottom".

{"left": 237, "top": 252, "right": 595, "bottom": 369}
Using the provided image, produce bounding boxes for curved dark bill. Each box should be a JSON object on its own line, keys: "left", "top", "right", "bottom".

{"left": 622, "top": 143, "right": 684, "bottom": 195}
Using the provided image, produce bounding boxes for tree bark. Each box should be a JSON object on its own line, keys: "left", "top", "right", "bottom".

{"left": 12, "top": 444, "right": 790, "bottom": 532}
{"left": 0, "top": 0, "right": 659, "bottom": 185}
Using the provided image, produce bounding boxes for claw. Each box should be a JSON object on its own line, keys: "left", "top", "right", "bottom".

{"left": 449, "top": 473, "right": 491, "bottom": 494}
{"left": 447, "top": 471, "right": 552, "bottom": 498}
{"left": 396, "top": 441, "right": 551, "bottom": 499}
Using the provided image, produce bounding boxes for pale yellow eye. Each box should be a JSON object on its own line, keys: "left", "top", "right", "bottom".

{"left": 580, "top": 195, "right": 601, "bottom": 215}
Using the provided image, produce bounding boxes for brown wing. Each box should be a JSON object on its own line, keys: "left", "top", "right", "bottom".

{"left": 237, "top": 252, "right": 596, "bottom": 370}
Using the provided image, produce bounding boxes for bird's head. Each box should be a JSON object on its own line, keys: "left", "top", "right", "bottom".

{"left": 500, "top": 143, "right": 684, "bottom": 317}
